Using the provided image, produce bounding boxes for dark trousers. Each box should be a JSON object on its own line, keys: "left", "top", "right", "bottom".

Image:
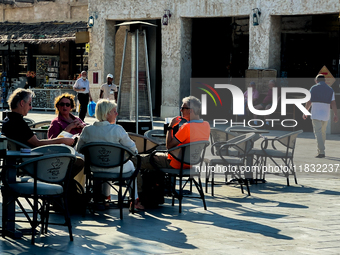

{"left": 77, "top": 93, "right": 89, "bottom": 121}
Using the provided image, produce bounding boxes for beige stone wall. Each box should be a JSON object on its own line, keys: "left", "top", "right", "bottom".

{"left": 0, "top": 0, "right": 88, "bottom": 22}
{"left": 87, "top": 0, "right": 340, "bottom": 117}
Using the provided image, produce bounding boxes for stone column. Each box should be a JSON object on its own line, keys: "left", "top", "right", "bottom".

{"left": 249, "top": 13, "right": 281, "bottom": 72}
{"left": 88, "top": 18, "right": 116, "bottom": 101}
{"left": 161, "top": 17, "right": 192, "bottom": 118}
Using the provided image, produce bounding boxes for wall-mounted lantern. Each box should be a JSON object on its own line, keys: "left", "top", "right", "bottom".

{"left": 252, "top": 8, "right": 261, "bottom": 26}
{"left": 162, "top": 10, "right": 171, "bottom": 26}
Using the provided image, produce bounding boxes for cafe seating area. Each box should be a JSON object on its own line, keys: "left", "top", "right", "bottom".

{"left": 0, "top": 122, "right": 310, "bottom": 247}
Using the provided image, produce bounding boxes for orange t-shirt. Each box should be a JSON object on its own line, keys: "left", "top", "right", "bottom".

{"left": 168, "top": 120, "right": 210, "bottom": 169}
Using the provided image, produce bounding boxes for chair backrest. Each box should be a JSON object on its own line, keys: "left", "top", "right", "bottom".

{"left": 221, "top": 132, "right": 255, "bottom": 156}
{"left": 128, "top": 132, "right": 159, "bottom": 154}
{"left": 23, "top": 117, "right": 35, "bottom": 125}
{"left": 6, "top": 137, "right": 31, "bottom": 151}
{"left": 277, "top": 130, "right": 303, "bottom": 149}
{"left": 79, "top": 142, "right": 135, "bottom": 169}
{"left": 32, "top": 144, "right": 75, "bottom": 155}
{"left": 209, "top": 128, "right": 237, "bottom": 156}
{"left": 18, "top": 153, "right": 76, "bottom": 184}
{"left": 28, "top": 120, "right": 51, "bottom": 128}
{"left": 226, "top": 126, "right": 261, "bottom": 142}
{"left": 168, "top": 141, "right": 210, "bottom": 166}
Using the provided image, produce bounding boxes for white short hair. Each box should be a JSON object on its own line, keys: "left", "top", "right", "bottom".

{"left": 95, "top": 99, "right": 117, "bottom": 122}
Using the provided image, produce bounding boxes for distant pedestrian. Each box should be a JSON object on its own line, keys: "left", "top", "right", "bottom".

{"left": 73, "top": 71, "right": 93, "bottom": 121}
{"left": 99, "top": 73, "right": 118, "bottom": 101}
{"left": 303, "top": 74, "right": 338, "bottom": 158}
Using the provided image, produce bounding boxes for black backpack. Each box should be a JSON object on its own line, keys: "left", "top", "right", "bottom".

{"left": 139, "top": 169, "right": 165, "bottom": 208}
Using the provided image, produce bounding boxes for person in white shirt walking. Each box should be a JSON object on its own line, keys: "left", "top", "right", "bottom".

{"left": 73, "top": 71, "right": 93, "bottom": 121}
{"left": 99, "top": 73, "right": 118, "bottom": 101}
{"left": 303, "top": 75, "right": 338, "bottom": 158}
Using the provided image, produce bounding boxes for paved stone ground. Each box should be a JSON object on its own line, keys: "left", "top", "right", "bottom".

{"left": 1, "top": 111, "right": 340, "bottom": 254}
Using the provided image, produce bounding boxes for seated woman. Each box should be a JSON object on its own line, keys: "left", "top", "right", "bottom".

{"left": 48, "top": 93, "right": 85, "bottom": 139}
{"left": 75, "top": 99, "right": 144, "bottom": 210}
{"left": 47, "top": 93, "right": 86, "bottom": 207}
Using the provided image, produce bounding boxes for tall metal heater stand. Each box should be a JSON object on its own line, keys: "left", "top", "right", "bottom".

{"left": 115, "top": 21, "right": 156, "bottom": 134}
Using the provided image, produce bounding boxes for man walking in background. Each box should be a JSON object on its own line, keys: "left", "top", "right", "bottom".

{"left": 99, "top": 73, "right": 118, "bottom": 101}
{"left": 73, "top": 70, "right": 92, "bottom": 121}
{"left": 303, "top": 74, "right": 338, "bottom": 158}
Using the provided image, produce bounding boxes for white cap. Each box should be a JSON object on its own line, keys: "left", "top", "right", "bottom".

{"left": 107, "top": 74, "right": 113, "bottom": 79}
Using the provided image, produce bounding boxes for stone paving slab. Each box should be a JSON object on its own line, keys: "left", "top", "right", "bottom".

{"left": 0, "top": 111, "right": 340, "bottom": 254}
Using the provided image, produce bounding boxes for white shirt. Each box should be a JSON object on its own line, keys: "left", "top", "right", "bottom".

{"left": 100, "top": 83, "right": 118, "bottom": 100}
{"left": 75, "top": 121, "right": 137, "bottom": 173}
{"left": 311, "top": 92, "right": 335, "bottom": 121}
{"left": 73, "top": 78, "right": 90, "bottom": 94}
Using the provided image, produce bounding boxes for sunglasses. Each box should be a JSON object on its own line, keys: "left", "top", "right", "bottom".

{"left": 58, "top": 102, "right": 71, "bottom": 107}
{"left": 180, "top": 107, "right": 190, "bottom": 110}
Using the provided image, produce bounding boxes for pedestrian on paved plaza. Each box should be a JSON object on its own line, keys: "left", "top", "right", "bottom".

{"left": 303, "top": 74, "right": 338, "bottom": 158}
{"left": 99, "top": 73, "right": 118, "bottom": 101}
{"left": 73, "top": 70, "right": 93, "bottom": 121}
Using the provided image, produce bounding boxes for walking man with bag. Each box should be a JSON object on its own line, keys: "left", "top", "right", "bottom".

{"left": 73, "top": 70, "right": 93, "bottom": 121}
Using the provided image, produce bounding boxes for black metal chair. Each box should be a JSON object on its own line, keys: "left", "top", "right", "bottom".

{"left": 150, "top": 141, "right": 210, "bottom": 213}
{"left": 79, "top": 142, "right": 141, "bottom": 219}
{"left": 2, "top": 153, "right": 76, "bottom": 244}
{"left": 128, "top": 132, "right": 161, "bottom": 154}
{"left": 205, "top": 133, "right": 255, "bottom": 196}
{"left": 251, "top": 130, "right": 303, "bottom": 186}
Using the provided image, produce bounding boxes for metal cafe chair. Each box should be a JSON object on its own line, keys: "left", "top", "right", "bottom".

{"left": 204, "top": 128, "right": 238, "bottom": 193}
{"left": 204, "top": 133, "right": 255, "bottom": 196}
{"left": 2, "top": 153, "right": 76, "bottom": 244}
{"left": 226, "top": 126, "right": 268, "bottom": 183}
{"left": 251, "top": 130, "right": 303, "bottom": 186}
{"left": 128, "top": 132, "right": 161, "bottom": 154}
{"left": 150, "top": 141, "right": 210, "bottom": 213}
{"left": 79, "top": 142, "right": 141, "bottom": 219}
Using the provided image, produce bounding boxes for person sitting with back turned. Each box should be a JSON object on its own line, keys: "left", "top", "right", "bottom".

{"left": 136, "top": 95, "right": 210, "bottom": 171}
{"left": 48, "top": 93, "right": 86, "bottom": 139}
{"left": 75, "top": 99, "right": 144, "bottom": 210}
{"left": 2, "top": 88, "right": 74, "bottom": 147}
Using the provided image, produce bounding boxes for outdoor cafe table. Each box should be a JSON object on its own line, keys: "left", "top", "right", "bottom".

{"left": 1, "top": 150, "right": 43, "bottom": 239}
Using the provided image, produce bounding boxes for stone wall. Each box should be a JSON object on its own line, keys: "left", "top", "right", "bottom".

{"left": 88, "top": 0, "right": 340, "bottom": 117}
{"left": 0, "top": 0, "right": 88, "bottom": 22}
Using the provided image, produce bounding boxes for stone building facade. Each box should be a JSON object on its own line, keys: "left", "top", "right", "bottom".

{"left": 0, "top": 0, "right": 88, "bottom": 23}
{"left": 88, "top": 0, "right": 340, "bottom": 118}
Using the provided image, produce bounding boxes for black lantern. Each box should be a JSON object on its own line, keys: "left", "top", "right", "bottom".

{"left": 88, "top": 16, "right": 94, "bottom": 27}
{"left": 162, "top": 10, "right": 171, "bottom": 26}
{"left": 252, "top": 8, "right": 261, "bottom": 26}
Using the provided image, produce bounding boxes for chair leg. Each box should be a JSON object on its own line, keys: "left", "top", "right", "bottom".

{"left": 197, "top": 177, "right": 207, "bottom": 210}
{"left": 31, "top": 196, "right": 38, "bottom": 245}
{"left": 119, "top": 181, "right": 123, "bottom": 220}
{"left": 178, "top": 176, "right": 183, "bottom": 213}
{"left": 45, "top": 202, "right": 50, "bottom": 234}
{"left": 205, "top": 164, "right": 210, "bottom": 194}
{"left": 211, "top": 171, "right": 215, "bottom": 197}
{"left": 62, "top": 197, "right": 73, "bottom": 241}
